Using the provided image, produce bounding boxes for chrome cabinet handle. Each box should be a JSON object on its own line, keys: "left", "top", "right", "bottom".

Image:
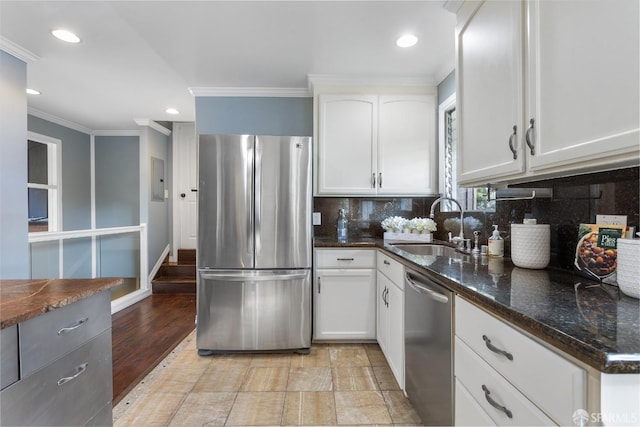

{"left": 378, "top": 172, "right": 382, "bottom": 188}
{"left": 318, "top": 277, "right": 321, "bottom": 294}
{"left": 57, "top": 317, "right": 89, "bottom": 336}
{"left": 482, "top": 385, "right": 513, "bottom": 418}
{"left": 372, "top": 173, "right": 376, "bottom": 188}
{"left": 508, "top": 125, "right": 518, "bottom": 160}
{"left": 482, "top": 335, "right": 514, "bottom": 361}
{"left": 57, "top": 363, "right": 88, "bottom": 386}
{"left": 336, "top": 257, "right": 354, "bottom": 261}
{"left": 525, "top": 118, "right": 535, "bottom": 155}
{"left": 383, "top": 287, "right": 389, "bottom": 307}
{"left": 383, "top": 260, "right": 390, "bottom": 265}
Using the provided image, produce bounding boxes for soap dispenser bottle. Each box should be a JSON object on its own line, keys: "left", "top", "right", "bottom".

{"left": 337, "top": 209, "right": 348, "bottom": 242}
{"left": 488, "top": 225, "right": 504, "bottom": 257}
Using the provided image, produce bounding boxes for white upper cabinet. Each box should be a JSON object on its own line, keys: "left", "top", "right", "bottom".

{"left": 525, "top": 0, "right": 640, "bottom": 174}
{"left": 456, "top": 0, "right": 525, "bottom": 185}
{"left": 456, "top": 0, "right": 640, "bottom": 187}
{"left": 316, "top": 92, "right": 437, "bottom": 196}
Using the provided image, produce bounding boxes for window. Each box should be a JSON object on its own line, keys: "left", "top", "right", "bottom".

{"left": 438, "top": 94, "right": 495, "bottom": 212}
{"left": 27, "top": 132, "right": 61, "bottom": 232}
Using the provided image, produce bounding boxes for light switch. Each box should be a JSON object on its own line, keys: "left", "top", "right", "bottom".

{"left": 164, "top": 189, "right": 169, "bottom": 199}
{"left": 313, "top": 212, "right": 322, "bottom": 225}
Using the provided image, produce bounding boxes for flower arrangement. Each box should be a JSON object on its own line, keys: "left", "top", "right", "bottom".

{"left": 408, "top": 217, "right": 437, "bottom": 233}
{"left": 381, "top": 216, "right": 408, "bottom": 233}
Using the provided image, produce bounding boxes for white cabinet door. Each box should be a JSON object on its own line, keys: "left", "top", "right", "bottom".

{"left": 456, "top": 0, "right": 525, "bottom": 186}
{"left": 317, "top": 95, "right": 377, "bottom": 195}
{"left": 378, "top": 95, "right": 437, "bottom": 195}
{"left": 526, "top": 0, "right": 640, "bottom": 174}
{"left": 314, "top": 269, "right": 376, "bottom": 340}
{"left": 376, "top": 271, "right": 390, "bottom": 353}
{"left": 386, "top": 280, "right": 405, "bottom": 390}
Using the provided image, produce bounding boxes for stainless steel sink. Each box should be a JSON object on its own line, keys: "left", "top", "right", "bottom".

{"left": 392, "top": 244, "right": 459, "bottom": 257}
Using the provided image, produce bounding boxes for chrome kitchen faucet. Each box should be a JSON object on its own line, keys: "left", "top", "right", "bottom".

{"left": 429, "top": 196, "right": 470, "bottom": 252}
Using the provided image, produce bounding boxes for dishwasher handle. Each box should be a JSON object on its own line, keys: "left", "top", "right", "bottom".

{"left": 405, "top": 272, "right": 449, "bottom": 304}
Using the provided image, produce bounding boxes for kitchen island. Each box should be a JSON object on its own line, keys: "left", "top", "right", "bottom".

{"left": 1, "top": 278, "right": 123, "bottom": 426}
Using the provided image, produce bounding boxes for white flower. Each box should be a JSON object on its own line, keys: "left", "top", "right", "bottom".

{"left": 381, "top": 216, "right": 408, "bottom": 233}
{"left": 408, "top": 217, "right": 437, "bottom": 233}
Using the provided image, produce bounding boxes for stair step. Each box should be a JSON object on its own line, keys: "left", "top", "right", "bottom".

{"left": 177, "top": 249, "right": 196, "bottom": 265}
{"left": 159, "top": 264, "right": 196, "bottom": 278}
{"left": 152, "top": 280, "right": 196, "bottom": 295}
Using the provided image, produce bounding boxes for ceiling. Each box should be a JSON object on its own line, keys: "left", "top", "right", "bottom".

{"left": 0, "top": 1, "right": 456, "bottom": 131}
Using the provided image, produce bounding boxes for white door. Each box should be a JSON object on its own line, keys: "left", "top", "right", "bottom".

{"left": 173, "top": 122, "right": 197, "bottom": 252}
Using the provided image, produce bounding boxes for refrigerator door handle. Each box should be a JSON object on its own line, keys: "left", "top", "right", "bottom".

{"left": 199, "top": 270, "right": 309, "bottom": 282}
{"left": 254, "top": 136, "right": 262, "bottom": 257}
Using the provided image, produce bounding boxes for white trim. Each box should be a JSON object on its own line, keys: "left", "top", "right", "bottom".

{"left": 149, "top": 244, "right": 170, "bottom": 287}
{"left": 27, "top": 131, "right": 60, "bottom": 146}
{"left": 92, "top": 130, "right": 140, "bottom": 137}
{"left": 133, "top": 119, "right": 172, "bottom": 136}
{"left": 438, "top": 93, "right": 457, "bottom": 196}
{"left": 28, "top": 224, "right": 145, "bottom": 243}
{"left": 307, "top": 74, "right": 436, "bottom": 94}
{"left": 111, "top": 289, "right": 152, "bottom": 314}
{"left": 28, "top": 108, "right": 92, "bottom": 135}
{"left": 188, "top": 87, "right": 311, "bottom": 97}
{"left": 90, "top": 135, "right": 97, "bottom": 278}
{"left": 0, "top": 37, "right": 40, "bottom": 63}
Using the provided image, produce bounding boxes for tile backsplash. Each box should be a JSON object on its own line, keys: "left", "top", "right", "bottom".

{"left": 314, "top": 167, "right": 639, "bottom": 272}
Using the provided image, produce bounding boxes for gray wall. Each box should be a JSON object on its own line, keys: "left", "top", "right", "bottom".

{"left": 0, "top": 50, "right": 29, "bottom": 279}
{"left": 438, "top": 70, "right": 456, "bottom": 105}
{"left": 195, "top": 97, "right": 313, "bottom": 136}
{"left": 146, "top": 127, "right": 171, "bottom": 271}
{"left": 28, "top": 115, "right": 92, "bottom": 231}
{"left": 95, "top": 135, "right": 140, "bottom": 228}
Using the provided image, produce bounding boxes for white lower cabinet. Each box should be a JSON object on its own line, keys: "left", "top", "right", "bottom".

{"left": 454, "top": 296, "right": 586, "bottom": 426}
{"left": 376, "top": 251, "right": 405, "bottom": 390}
{"left": 313, "top": 249, "right": 376, "bottom": 340}
{"left": 455, "top": 378, "right": 497, "bottom": 427}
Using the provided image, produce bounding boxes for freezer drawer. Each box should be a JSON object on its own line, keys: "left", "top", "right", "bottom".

{"left": 197, "top": 269, "right": 311, "bottom": 352}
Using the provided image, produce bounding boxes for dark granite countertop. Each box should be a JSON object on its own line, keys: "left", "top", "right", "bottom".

{"left": 0, "top": 278, "right": 124, "bottom": 329}
{"left": 314, "top": 237, "right": 640, "bottom": 374}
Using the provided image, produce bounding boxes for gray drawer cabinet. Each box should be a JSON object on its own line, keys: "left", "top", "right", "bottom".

{"left": 0, "top": 291, "right": 113, "bottom": 426}
{"left": 1, "top": 330, "right": 112, "bottom": 426}
{"left": 0, "top": 325, "right": 19, "bottom": 389}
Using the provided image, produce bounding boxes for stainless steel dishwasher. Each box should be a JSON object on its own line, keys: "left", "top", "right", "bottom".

{"left": 404, "top": 268, "right": 454, "bottom": 426}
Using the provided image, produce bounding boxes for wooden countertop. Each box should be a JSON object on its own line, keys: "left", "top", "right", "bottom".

{"left": 0, "top": 278, "right": 123, "bottom": 329}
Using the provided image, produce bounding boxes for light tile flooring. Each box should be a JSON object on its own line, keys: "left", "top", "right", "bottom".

{"left": 113, "top": 331, "right": 422, "bottom": 426}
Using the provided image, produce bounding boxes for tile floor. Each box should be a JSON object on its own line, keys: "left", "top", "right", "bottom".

{"left": 113, "top": 331, "right": 422, "bottom": 426}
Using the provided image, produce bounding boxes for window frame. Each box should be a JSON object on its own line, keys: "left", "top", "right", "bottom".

{"left": 27, "top": 131, "right": 62, "bottom": 233}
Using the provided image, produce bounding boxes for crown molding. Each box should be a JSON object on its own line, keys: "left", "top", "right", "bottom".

{"left": 307, "top": 74, "right": 436, "bottom": 95}
{"left": 93, "top": 130, "right": 141, "bottom": 137}
{"left": 28, "top": 108, "right": 92, "bottom": 135}
{"left": 443, "top": 0, "right": 464, "bottom": 14}
{"left": 189, "top": 87, "right": 310, "bottom": 98}
{"left": 0, "top": 37, "right": 40, "bottom": 63}
{"left": 134, "top": 119, "right": 172, "bottom": 136}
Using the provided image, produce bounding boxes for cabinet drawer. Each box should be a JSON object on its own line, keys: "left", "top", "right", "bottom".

{"left": 315, "top": 249, "right": 376, "bottom": 269}
{"left": 455, "top": 337, "right": 555, "bottom": 426}
{"left": 455, "top": 378, "right": 496, "bottom": 426}
{"left": 20, "top": 291, "right": 111, "bottom": 377}
{"left": 1, "top": 325, "right": 19, "bottom": 389}
{"left": 377, "top": 251, "right": 404, "bottom": 288}
{"left": 1, "top": 329, "right": 113, "bottom": 426}
{"left": 455, "top": 297, "right": 585, "bottom": 426}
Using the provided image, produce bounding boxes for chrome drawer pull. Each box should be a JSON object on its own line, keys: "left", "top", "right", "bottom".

{"left": 57, "top": 317, "right": 89, "bottom": 336}
{"left": 383, "top": 260, "right": 391, "bottom": 265}
{"left": 57, "top": 363, "right": 88, "bottom": 386}
{"left": 508, "top": 125, "right": 518, "bottom": 160}
{"left": 525, "top": 118, "right": 535, "bottom": 155}
{"left": 482, "top": 335, "right": 513, "bottom": 361}
{"left": 482, "top": 384, "right": 513, "bottom": 419}
{"left": 336, "top": 258, "right": 354, "bottom": 261}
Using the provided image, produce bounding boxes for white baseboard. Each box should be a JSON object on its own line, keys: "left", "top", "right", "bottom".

{"left": 111, "top": 288, "right": 152, "bottom": 314}
{"left": 149, "top": 243, "right": 171, "bottom": 283}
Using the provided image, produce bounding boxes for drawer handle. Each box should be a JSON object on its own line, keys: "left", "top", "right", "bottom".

{"left": 336, "top": 258, "right": 354, "bottom": 261}
{"left": 57, "top": 363, "right": 88, "bottom": 386}
{"left": 482, "top": 335, "right": 513, "bottom": 361}
{"left": 482, "top": 385, "right": 513, "bottom": 419}
{"left": 383, "top": 260, "right": 390, "bottom": 265}
{"left": 525, "top": 118, "right": 535, "bottom": 155}
{"left": 57, "top": 317, "right": 89, "bottom": 336}
{"left": 508, "top": 125, "right": 518, "bottom": 160}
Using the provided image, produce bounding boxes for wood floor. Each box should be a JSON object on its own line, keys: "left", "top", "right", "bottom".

{"left": 111, "top": 294, "right": 196, "bottom": 405}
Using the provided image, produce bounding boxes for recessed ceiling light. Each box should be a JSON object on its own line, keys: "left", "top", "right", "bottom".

{"left": 26, "top": 88, "right": 41, "bottom": 95}
{"left": 165, "top": 108, "right": 180, "bottom": 115}
{"left": 51, "top": 29, "right": 81, "bottom": 43}
{"left": 396, "top": 34, "right": 418, "bottom": 48}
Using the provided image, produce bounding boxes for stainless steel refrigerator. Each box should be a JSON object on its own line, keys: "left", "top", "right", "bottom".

{"left": 196, "top": 134, "right": 312, "bottom": 354}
